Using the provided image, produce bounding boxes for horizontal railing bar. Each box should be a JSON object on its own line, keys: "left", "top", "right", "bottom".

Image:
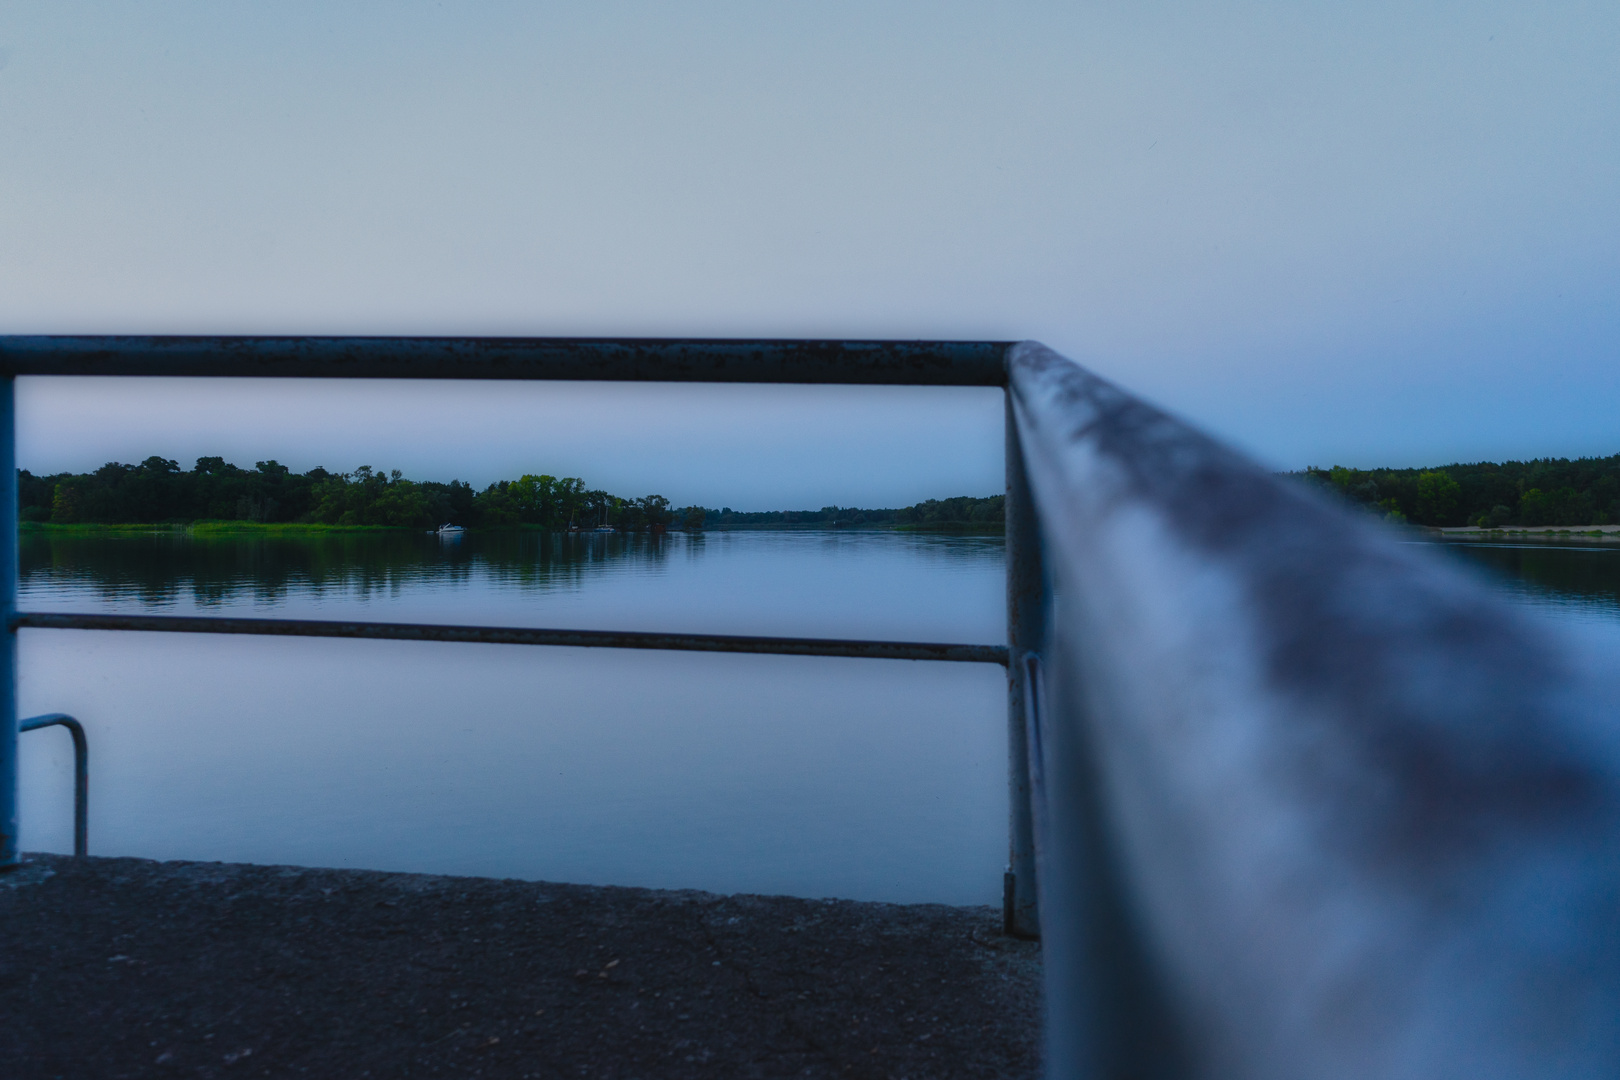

{"left": 0, "top": 336, "right": 1014, "bottom": 386}
{"left": 11, "top": 612, "right": 1009, "bottom": 665}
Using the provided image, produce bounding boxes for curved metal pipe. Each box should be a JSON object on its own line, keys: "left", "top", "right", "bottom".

{"left": 19, "top": 714, "right": 86, "bottom": 857}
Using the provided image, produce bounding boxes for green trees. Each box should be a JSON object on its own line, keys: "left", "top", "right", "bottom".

{"left": 470, "top": 474, "right": 590, "bottom": 528}
{"left": 1415, "top": 471, "right": 1462, "bottom": 526}
{"left": 1300, "top": 454, "right": 1620, "bottom": 527}
{"left": 694, "top": 497, "right": 1003, "bottom": 528}
{"left": 17, "top": 457, "right": 681, "bottom": 531}
{"left": 18, "top": 455, "right": 1015, "bottom": 532}
{"left": 632, "top": 495, "right": 673, "bottom": 530}
{"left": 895, "top": 495, "right": 1004, "bottom": 528}
{"left": 502, "top": 474, "right": 588, "bottom": 527}
{"left": 49, "top": 477, "right": 87, "bottom": 523}
{"left": 1517, "top": 487, "right": 1592, "bottom": 527}
{"left": 308, "top": 467, "right": 434, "bottom": 527}
{"left": 32, "top": 456, "right": 306, "bottom": 524}
{"left": 305, "top": 466, "right": 590, "bottom": 529}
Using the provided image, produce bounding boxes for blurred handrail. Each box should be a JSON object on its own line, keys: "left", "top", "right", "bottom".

{"left": 1007, "top": 341, "right": 1620, "bottom": 1079}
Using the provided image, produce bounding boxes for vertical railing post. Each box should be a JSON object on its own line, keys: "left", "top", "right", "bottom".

{"left": 1004, "top": 388, "right": 1043, "bottom": 937}
{"left": 0, "top": 375, "right": 16, "bottom": 869}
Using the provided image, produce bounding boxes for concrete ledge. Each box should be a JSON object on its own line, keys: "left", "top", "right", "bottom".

{"left": 0, "top": 855, "right": 1041, "bottom": 1079}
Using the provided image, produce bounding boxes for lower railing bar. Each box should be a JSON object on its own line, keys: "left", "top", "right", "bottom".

{"left": 11, "top": 612, "right": 1010, "bottom": 666}
{"left": 18, "top": 714, "right": 86, "bottom": 858}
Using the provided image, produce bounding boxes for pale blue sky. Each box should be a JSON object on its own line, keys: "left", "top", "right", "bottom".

{"left": 1, "top": 2, "right": 1615, "bottom": 507}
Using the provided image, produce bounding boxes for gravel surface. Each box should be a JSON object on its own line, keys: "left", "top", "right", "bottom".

{"left": 0, "top": 855, "right": 1041, "bottom": 1079}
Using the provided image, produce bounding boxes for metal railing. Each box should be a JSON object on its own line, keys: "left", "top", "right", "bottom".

{"left": 10, "top": 612, "right": 1009, "bottom": 665}
{"left": 17, "top": 713, "right": 85, "bottom": 857}
{"left": 0, "top": 335, "right": 1040, "bottom": 940}
{"left": 3, "top": 335, "right": 1616, "bottom": 1076}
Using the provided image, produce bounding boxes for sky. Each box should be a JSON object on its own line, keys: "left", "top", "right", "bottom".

{"left": 1, "top": 2, "right": 1615, "bottom": 507}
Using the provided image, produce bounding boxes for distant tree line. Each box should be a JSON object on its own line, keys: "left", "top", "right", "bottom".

{"left": 694, "top": 495, "right": 1002, "bottom": 529}
{"left": 1296, "top": 455, "right": 1620, "bottom": 528}
{"left": 895, "top": 495, "right": 1004, "bottom": 527}
{"left": 19, "top": 456, "right": 1007, "bottom": 531}
{"left": 22, "top": 457, "right": 673, "bottom": 531}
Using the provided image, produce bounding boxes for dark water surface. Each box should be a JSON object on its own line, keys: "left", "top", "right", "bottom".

{"left": 17, "top": 529, "right": 1618, "bottom": 903}
{"left": 1432, "top": 538, "right": 1620, "bottom": 622}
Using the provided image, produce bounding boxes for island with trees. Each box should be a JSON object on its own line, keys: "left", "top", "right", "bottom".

{"left": 17, "top": 456, "right": 1005, "bottom": 533}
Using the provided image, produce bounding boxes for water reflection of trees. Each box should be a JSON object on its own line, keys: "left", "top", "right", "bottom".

{"left": 1445, "top": 543, "right": 1620, "bottom": 612}
{"left": 820, "top": 531, "right": 1004, "bottom": 565}
{"left": 20, "top": 531, "right": 676, "bottom": 609}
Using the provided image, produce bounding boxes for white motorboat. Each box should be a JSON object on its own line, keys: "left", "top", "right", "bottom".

{"left": 436, "top": 523, "right": 466, "bottom": 535}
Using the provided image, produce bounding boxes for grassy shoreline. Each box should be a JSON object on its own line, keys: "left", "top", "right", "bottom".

{"left": 22, "top": 521, "right": 412, "bottom": 535}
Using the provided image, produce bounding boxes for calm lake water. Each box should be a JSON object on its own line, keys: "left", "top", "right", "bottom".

{"left": 16, "top": 529, "right": 1008, "bottom": 904}
{"left": 16, "top": 529, "right": 1620, "bottom": 904}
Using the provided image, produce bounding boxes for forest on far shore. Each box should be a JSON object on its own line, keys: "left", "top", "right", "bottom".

{"left": 28, "top": 450, "right": 1620, "bottom": 532}
{"left": 1296, "top": 454, "right": 1620, "bottom": 528}
{"left": 18, "top": 456, "right": 1004, "bottom": 532}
